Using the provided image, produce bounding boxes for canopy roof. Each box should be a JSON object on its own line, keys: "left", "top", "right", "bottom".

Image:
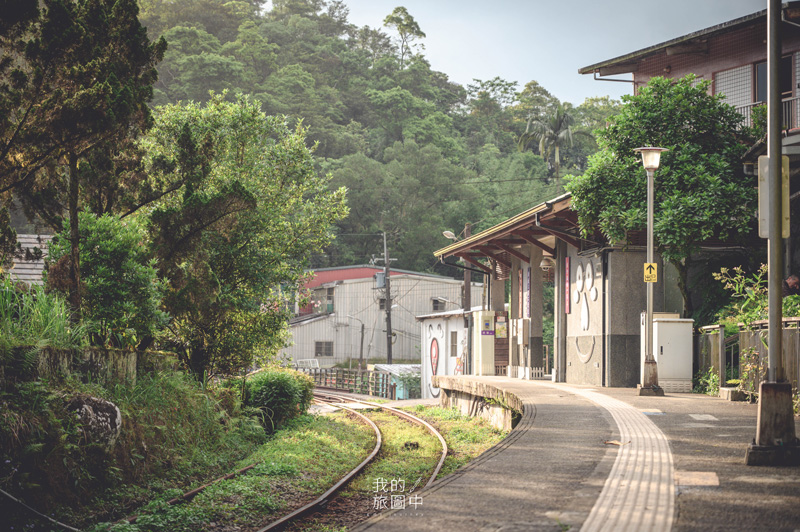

{"left": 434, "top": 193, "right": 591, "bottom": 277}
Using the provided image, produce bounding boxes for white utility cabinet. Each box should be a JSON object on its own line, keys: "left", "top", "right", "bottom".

{"left": 640, "top": 312, "right": 694, "bottom": 392}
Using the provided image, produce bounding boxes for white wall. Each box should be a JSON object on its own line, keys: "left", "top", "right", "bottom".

{"left": 282, "top": 275, "right": 482, "bottom": 367}
{"left": 420, "top": 314, "right": 468, "bottom": 399}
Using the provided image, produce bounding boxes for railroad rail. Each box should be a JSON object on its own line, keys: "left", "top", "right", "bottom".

{"left": 256, "top": 391, "right": 448, "bottom": 531}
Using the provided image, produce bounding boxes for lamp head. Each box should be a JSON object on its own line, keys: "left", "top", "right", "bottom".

{"left": 442, "top": 230, "right": 457, "bottom": 241}
{"left": 633, "top": 147, "right": 669, "bottom": 171}
{"left": 539, "top": 256, "right": 555, "bottom": 272}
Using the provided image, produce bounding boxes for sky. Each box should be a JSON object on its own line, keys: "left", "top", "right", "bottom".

{"left": 342, "top": 0, "right": 766, "bottom": 106}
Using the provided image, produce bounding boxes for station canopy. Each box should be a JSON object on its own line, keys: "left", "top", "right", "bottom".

{"left": 434, "top": 193, "right": 593, "bottom": 280}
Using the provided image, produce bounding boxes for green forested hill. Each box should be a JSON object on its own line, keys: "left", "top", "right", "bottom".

{"left": 139, "top": 0, "right": 619, "bottom": 274}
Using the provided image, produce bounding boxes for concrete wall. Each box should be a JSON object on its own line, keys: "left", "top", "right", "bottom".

{"left": 605, "top": 250, "right": 666, "bottom": 387}
{"left": 434, "top": 375, "right": 522, "bottom": 431}
{"left": 564, "top": 249, "right": 604, "bottom": 386}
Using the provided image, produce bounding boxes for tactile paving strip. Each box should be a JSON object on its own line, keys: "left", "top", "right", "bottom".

{"left": 554, "top": 386, "right": 675, "bottom": 532}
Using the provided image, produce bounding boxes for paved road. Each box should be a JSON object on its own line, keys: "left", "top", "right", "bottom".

{"left": 353, "top": 378, "right": 800, "bottom": 532}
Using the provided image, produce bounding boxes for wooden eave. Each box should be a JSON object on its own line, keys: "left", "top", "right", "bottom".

{"left": 435, "top": 193, "right": 591, "bottom": 269}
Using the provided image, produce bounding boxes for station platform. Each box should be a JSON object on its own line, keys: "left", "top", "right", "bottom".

{"left": 354, "top": 376, "right": 800, "bottom": 532}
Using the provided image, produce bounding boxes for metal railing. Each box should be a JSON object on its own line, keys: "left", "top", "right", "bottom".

{"left": 736, "top": 96, "right": 800, "bottom": 130}
{"left": 299, "top": 367, "right": 394, "bottom": 398}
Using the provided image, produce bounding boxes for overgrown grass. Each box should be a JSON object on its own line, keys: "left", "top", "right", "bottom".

{"left": 0, "top": 276, "right": 84, "bottom": 362}
{"left": 1, "top": 371, "right": 269, "bottom": 530}
{"left": 87, "top": 413, "right": 375, "bottom": 531}
{"left": 407, "top": 405, "right": 508, "bottom": 477}
{"left": 83, "top": 405, "right": 509, "bottom": 531}
{"left": 343, "top": 410, "right": 439, "bottom": 496}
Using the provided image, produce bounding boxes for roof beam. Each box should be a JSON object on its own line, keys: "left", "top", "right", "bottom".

{"left": 456, "top": 254, "right": 493, "bottom": 275}
{"left": 513, "top": 230, "right": 556, "bottom": 255}
{"left": 494, "top": 243, "right": 530, "bottom": 264}
{"left": 535, "top": 214, "right": 581, "bottom": 249}
{"left": 477, "top": 246, "right": 512, "bottom": 268}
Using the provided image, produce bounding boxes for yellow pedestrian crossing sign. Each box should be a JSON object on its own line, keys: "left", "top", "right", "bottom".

{"left": 644, "top": 263, "right": 657, "bottom": 283}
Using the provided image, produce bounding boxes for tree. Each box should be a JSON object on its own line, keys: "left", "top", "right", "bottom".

{"left": 566, "top": 75, "right": 756, "bottom": 316}
{"left": 142, "top": 93, "right": 347, "bottom": 377}
{"left": 383, "top": 6, "right": 425, "bottom": 69}
{"left": 518, "top": 104, "right": 591, "bottom": 179}
{"left": 0, "top": 0, "right": 165, "bottom": 318}
{"left": 47, "top": 211, "right": 167, "bottom": 348}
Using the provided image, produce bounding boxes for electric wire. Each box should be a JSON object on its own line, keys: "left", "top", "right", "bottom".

{"left": 0, "top": 487, "right": 81, "bottom": 532}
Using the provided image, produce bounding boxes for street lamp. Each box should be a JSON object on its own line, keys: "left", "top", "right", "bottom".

{"left": 634, "top": 146, "right": 668, "bottom": 396}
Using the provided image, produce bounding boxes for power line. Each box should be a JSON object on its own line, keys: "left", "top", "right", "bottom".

{"left": 334, "top": 177, "right": 567, "bottom": 192}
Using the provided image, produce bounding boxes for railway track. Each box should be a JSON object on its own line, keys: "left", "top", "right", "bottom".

{"left": 255, "top": 391, "right": 448, "bottom": 531}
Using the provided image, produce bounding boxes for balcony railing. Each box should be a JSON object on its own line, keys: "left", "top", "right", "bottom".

{"left": 736, "top": 96, "right": 800, "bottom": 130}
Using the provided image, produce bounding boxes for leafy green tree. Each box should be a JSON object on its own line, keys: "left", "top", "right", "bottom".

{"left": 383, "top": 6, "right": 425, "bottom": 69}
{"left": 326, "top": 141, "right": 479, "bottom": 272}
{"left": 46, "top": 211, "right": 167, "bottom": 349}
{"left": 153, "top": 26, "right": 245, "bottom": 105}
{"left": 518, "top": 104, "right": 591, "bottom": 179}
{"left": 566, "top": 75, "right": 756, "bottom": 316}
{"left": 142, "top": 93, "right": 347, "bottom": 377}
{"left": 139, "top": 0, "right": 261, "bottom": 41}
{"left": 513, "top": 80, "right": 559, "bottom": 128}
{"left": 564, "top": 96, "right": 621, "bottom": 172}
{"left": 0, "top": 0, "right": 165, "bottom": 318}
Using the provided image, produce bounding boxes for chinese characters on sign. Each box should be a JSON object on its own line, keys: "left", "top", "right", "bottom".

{"left": 372, "top": 477, "right": 423, "bottom": 512}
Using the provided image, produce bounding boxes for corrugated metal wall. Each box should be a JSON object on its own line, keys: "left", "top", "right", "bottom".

{"left": 282, "top": 275, "right": 482, "bottom": 367}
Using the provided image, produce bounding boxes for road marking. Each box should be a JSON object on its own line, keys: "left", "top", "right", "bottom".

{"left": 674, "top": 471, "right": 719, "bottom": 487}
{"left": 689, "top": 414, "right": 718, "bottom": 421}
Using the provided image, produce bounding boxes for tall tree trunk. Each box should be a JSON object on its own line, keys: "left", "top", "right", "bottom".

{"left": 68, "top": 151, "right": 81, "bottom": 320}
{"left": 672, "top": 258, "right": 693, "bottom": 318}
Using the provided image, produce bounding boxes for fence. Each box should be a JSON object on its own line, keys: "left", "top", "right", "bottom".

{"left": 299, "top": 367, "right": 394, "bottom": 399}
{"left": 736, "top": 96, "right": 800, "bottom": 129}
{"left": 696, "top": 320, "right": 800, "bottom": 395}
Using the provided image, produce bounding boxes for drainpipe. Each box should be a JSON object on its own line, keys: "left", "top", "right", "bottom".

{"left": 555, "top": 240, "right": 567, "bottom": 382}
{"left": 602, "top": 250, "right": 608, "bottom": 387}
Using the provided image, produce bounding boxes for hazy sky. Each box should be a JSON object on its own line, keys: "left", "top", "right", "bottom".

{"left": 342, "top": 0, "right": 765, "bottom": 105}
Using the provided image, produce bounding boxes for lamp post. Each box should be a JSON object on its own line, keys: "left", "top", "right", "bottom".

{"left": 634, "top": 146, "right": 668, "bottom": 396}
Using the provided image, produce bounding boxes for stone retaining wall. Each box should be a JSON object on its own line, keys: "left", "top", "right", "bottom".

{"left": 11, "top": 347, "right": 179, "bottom": 386}
{"left": 432, "top": 375, "right": 522, "bottom": 431}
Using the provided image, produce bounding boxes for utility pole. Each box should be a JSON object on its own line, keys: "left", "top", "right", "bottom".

{"left": 746, "top": 0, "right": 799, "bottom": 465}
{"left": 463, "top": 223, "right": 471, "bottom": 316}
{"left": 383, "top": 231, "right": 393, "bottom": 364}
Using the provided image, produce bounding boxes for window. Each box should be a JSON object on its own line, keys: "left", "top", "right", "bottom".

{"left": 325, "top": 287, "right": 334, "bottom": 313}
{"left": 755, "top": 56, "right": 793, "bottom": 103}
{"left": 314, "top": 341, "right": 333, "bottom": 357}
{"left": 379, "top": 298, "right": 386, "bottom": 310}
{"left": 433, "top": 299, "right": 445, "bottom": 311}
{"left": 450, "top": 332, "right": 458, "bottom": 357}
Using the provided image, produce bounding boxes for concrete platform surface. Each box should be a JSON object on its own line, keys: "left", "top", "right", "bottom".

{"left": 353, "top": 377, "right": 800, "bottom": 532}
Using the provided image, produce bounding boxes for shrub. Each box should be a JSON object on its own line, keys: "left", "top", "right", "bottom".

{"left": 0, "top": 276, "right": 84, "bottom": 373}
{"left": 1, "top": 370, "right": 267, "bottom": 529}
{"left": 692, "top": 367, "right": 719, "bottom": 396}
{"left": 47, "top": 211, "right": 168, "bottom": 349}
{"left": 243, "top": 368, "right": 314, "bottom": 431}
